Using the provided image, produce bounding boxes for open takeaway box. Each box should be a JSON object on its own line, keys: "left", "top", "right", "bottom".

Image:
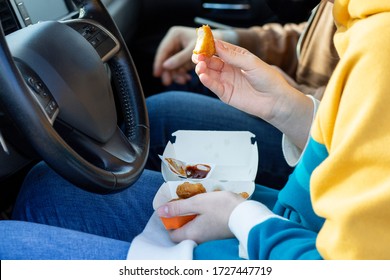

{"left": 152, "top": 130, "right": 259, "bottom": 229}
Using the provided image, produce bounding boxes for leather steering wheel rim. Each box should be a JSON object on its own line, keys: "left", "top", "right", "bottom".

{"left": 0, "top": 0, "right": 149, "bottom": 193}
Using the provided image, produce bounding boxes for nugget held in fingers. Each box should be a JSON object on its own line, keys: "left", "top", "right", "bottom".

{"left": 193, "top": 25, "right": 216, "bottom": 57}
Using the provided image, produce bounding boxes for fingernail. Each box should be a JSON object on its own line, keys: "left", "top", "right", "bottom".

{"left": 157, "top": 205, "right": 169, "bottom": 217}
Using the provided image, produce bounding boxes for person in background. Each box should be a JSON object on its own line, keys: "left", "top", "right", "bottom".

{"left": 146, "top": 0, "right": 338, "bottom": 189}
{"left": 153, "top": 0, "right": 334, "bottom": 99}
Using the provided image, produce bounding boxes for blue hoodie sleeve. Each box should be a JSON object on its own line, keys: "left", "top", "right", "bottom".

{"left": 248, "top": 218, "right": 322, "bottom": 259}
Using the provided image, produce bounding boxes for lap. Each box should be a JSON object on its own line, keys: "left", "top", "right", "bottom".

{"left": 9, "top": 163, "right": 279, "bottom": 260}
{"left": 12, "top": 161, "right": 165, "bottom": 242}
{"left": 0, "top": 220, "right": 130, "bottom": 260}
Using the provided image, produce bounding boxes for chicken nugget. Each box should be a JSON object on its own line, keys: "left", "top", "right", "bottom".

{"left": 193, "top": 25, "right": 216, "bottom": 57}
{"left": 176, "top": 181, "right": 206, "bottom": 199}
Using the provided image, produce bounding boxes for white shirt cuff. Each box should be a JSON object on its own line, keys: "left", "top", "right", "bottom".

{"left": 282, "top": 95, "right": 320, "bottom": 167}
{"left": 228, "top": 200, "right": 282, "bottom": 259}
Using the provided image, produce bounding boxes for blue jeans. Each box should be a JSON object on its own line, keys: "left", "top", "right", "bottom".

{"left": 1, "top": 161, "right": 164, "bottom": 259}
{"left": 2, "top": 162, "right": 279, "bottom": 260}
{"left": 0, "top": 220, "right": 131, "bottom": 260}
{"left": 146, "top": 91, "right": 293, "bottom": 189}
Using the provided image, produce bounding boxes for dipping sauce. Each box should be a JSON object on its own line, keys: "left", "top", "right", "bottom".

{"left": 161, "top": 156, "right": 213, "bottom": 179}
{"left": 185, "top": 164, "right": 211, "bottom": 179}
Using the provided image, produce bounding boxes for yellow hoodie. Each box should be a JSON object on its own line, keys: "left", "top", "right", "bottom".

{"left": 311, "top": 0, "right": 390, "bottom": 259}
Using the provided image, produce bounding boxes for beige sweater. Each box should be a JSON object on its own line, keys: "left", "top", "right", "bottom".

{"left": 233, "top": 0, "right": 339, "bottom": 100}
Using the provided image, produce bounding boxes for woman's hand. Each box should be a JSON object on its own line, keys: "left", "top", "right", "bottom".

{"left": 157, "top": 191, "right": 245, "bottom": 244}
{"left": 193, "top": 40, "right": 314, "bottom": 149}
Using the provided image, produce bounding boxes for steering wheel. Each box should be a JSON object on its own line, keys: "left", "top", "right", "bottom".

{"left": 0, "top": 0, "right": 149, "bottom": 193}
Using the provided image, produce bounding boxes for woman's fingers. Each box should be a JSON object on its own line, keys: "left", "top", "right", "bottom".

{"left": 157, "top": 194, "right": 204, "bottom": 218}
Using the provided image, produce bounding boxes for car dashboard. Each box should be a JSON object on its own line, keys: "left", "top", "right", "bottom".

{"left": 0, "top": 0, "right": 134, "bottom": 37}
{"left": 0, "top": 0, "right": 76, "bottom": 35}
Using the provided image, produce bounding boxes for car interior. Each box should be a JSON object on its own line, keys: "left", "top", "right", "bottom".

{"left": 0, "top": 0, "right": 315, "bottom": 220}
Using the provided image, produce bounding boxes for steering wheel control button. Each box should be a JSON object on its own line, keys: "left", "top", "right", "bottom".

{"left": 45, "top": 100, "right": 59, "bottom": 119}
{"left": 27, "top": 77, "right": 47, "bottom": 96}
{"left": 27, "top": 76, "right": 59, "bottom": 122}
{"left": 15, "top": 60, "right": 59, "bottom": 124}
{"left": 66, "top": 20, "right": 120, "bottom": 62}
{"left": 79, "top": 25, "right": 98, "bottom": 40}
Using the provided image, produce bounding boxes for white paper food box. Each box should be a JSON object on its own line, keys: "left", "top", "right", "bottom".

{"left": 161, "top": 130, "right": 258, "bottom": 182}
{"left": 153, "top": 130, "right": 258, "bottom": 210}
